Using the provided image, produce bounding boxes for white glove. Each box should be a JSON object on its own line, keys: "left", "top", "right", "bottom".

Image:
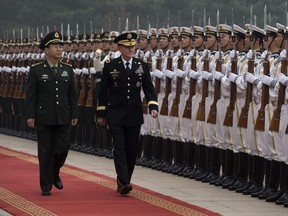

{"left": 16, "top": 67, "right": 21, "bottom": 73}
{"left": 144, "top": 50, "right": 151, "bottom": 58}
{"left": 228, "top": 73, "right": 238, "bottom": 83}
{"left": 135, "top": 49, "right": 144, "bottom": 58}
{"left": 164, "top": 69, "right": 175, "bottom": 79}
{"left": 261, "top": 75, "right": 273, "bottom": 86}
{"left": 150, "top": 71, "right": 155, "bottom": 78}
{"left": 75, "top": 52, "right": 81, "bottom": 59}
{"left": 214, "top": 71, "right": 224, "bottom": 81}
{"left": 245, "top": 72, "right": 257, "bottom": 84}
{"left": 176, "top": 69, "right": 186, "bottom": 78}
{"left": 189, "top": 49, "right": 197, "bottom": 57}
{"left": 246, "top": 49, "right": 253, "bottom": 59}
{"left": 153, "top": 69, "right": 164, "bottom": 79}
{"left": 82, "top": 67, "right": 89, "bottom": 75}
{"left": 280, "top": 49, "right": 286, "bottom": 58}
{"left": 155, "top": 49, "right": 163, "bottom": 58}
{"left": 82, "top": 52, "right": 88, "bottom": 59}
{"left": 41, "top": 53, "right": 46, "bottom": 59}
{"left": 90, "top": 67, "right": 96, "bottom": 74}
{"left": 176, "top": 49, "right": 183, "bottom": 57}
{"left": 12, "top": 66, "right": 17, "bottom": 71}
{"left": 89, "top": 52, "right": 95, "bottom": 59}
{"left": 278, "top": 73, "right": 288, "bottom": 86}
{"left": 261, "top": 50, "right": 268, "bottom": 60}
{"left": 26, "top": 66, "right": 30, "bottom": 72}
{"left": 74, "top": 68, "right": 82, "bottom": 75}
{"left": 202, "top": 49, "right": 210, "bottom": 58}
{"left": 201, "top": 70, "right": 213, "bottom": 81}
{"left": 20, "top": 67, "right": 26, "bottom": 73}
{"left": 215, "top": 51, "right": 223, "bottom": 60}
{"left": 94, "top": 59, "right": 103, "bottom": 71}
{"left": 189, "top": 69, "right": 200, "bottom": 79}
{"left": 230, "top": 50, "right": 237, "bottom": 59}
{"left": 26, "top": 53, "right": 31, "bottom": 58}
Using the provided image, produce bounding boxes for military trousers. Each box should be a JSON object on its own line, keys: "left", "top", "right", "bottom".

{"left": 108, "top": 124, "right": 141, "bottom": 184}
{"left": 36, "top": 124, "right": 70, "bottom": 192}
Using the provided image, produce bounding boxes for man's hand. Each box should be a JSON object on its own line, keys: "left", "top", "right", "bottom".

{"left": 151, "top": 110, "right": 158, "bottom": 118}
{"left": 97, "top": 117, "right": 106, "bottom": 126}
{"left": 27, "top": 118, "right": 35, "bottom": 128}
{"left": 71, "top": 118, "right": 78, "bottom": 126}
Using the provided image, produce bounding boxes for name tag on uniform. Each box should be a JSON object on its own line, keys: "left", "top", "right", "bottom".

{"left": 42, "top": 74, "right": 49, "bottom": 79}
{"left": 61, "top": 71, "right": 69, "bottom": 77}
{"left": 110, "top": 69, "right": 120, "bottom": 77}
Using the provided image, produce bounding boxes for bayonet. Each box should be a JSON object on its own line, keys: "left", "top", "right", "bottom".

{"left": 61, "top": 23, "right": 63, "bottom": 42}
{"left": 264, "top": 5, "right": 268, "bottom": 50}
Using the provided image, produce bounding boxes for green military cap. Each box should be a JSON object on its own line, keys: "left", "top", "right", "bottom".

{"left": 101, "top": 32, "right": 110, "bottom": 41}
{"left": 39, "top": 31, "right": 63, "bottom": 50}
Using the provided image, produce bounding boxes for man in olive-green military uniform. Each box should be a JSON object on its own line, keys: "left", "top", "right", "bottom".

{"left": 25, "top": 31, "right": 78, "bottom": 196}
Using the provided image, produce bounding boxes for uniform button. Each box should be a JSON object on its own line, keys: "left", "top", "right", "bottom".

{"left": 128, "top": 77, "right": 130, "bottom": 80}
{"left": 127, "top": 83, "right": 130, "bottom": 86}
{"left": 127, "top": 96, "right": 130, "bottom": 99}
{"left": 55, "top": 81, "right": 58, "bottom": 84}
{"left": 127, "top": 90, "right": 130, "bottom": 92}
{"left": 56, "top": 102, "right": 59, "bottom": 104}
{"left": 56, "top": 95, "right": 59, "bottom": 97}
{"left": 56, "top": 88, "right": 58, "bottom": 91}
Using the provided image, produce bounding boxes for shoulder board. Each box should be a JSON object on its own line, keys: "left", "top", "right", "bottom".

{"left": 31, "top": 62, "right": 43, "bottom": 67}
{"left": 61, "top": 62, "right": 73, "bottom": 67}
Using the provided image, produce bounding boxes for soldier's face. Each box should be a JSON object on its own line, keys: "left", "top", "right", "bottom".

{"left": 102, "top": 41, "right": 110, "bottom": 51}
{"left": 139, "top": 37, "right": 148, "bottom": 50}
{"left": 45, "top": 43, "right": 63, "bottom": 60}
{"left": 118, "top": 45, "right": 135, "bottom": 60}
{"left": 150, "top": 36, "right": 158, "bottom": 49}
{"left": 219, "top": 33, "right": 231, "bottom": 48}
{"left": 171, "top": 35, "right": 179, "bottom": 48}
{"left": 159, "top": 37, "right": 169, "bottom": 49}
{"left": 207, "top": 35, "right": 216, "bottom": 50}
{"left": 181, "top": 35, "right": 192, "bottom": 49}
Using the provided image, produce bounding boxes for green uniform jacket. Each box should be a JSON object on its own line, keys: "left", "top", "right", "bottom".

{"left": 25, "top": 60, "right": 77, "bottom": 125}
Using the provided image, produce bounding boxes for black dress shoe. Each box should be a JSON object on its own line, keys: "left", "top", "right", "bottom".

{"left": 266, "top": 190, "right": 284, "bottom": 202}
{"left": 228, "top": 179, "right": 247, "bottom": 191}
{"left": 41, "top": 191, "right": 51, "bottom": 196}
{"left": 275, "top": 192, "right": 288, "bottom": 205}
{"left": 251, "top": 187, "right": 267, "bottom": 198}
{"left": 243, "top": 183, "right": 263, "bottom": 195}
{"left": 222, "top": 177, "right": 237, "bottom": 189}
{"left": 235, "top": 181, "right": 252, "bottom": 193}
{"left": 284, "top": 202, "right": 288, "bottom": 207}
{"left": 53, "top": 176, "right": 63, "bottom": 190}
{"left": 258, "top": 188, "right": 278, "bottom": 200}
{"left": 201, "top": 173, "right": 220, "bottom": 183}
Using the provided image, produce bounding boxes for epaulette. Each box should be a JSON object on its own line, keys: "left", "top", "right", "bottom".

{"left": 31, "top": 62, "right": 43, "bottom": 67}
{"left": 61, "top": 61, "right": 73, "bottom": 68}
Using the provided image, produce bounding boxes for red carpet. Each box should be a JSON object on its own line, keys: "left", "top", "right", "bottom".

{"left": 0, "top": 146, "right": 221, "bottom": 216}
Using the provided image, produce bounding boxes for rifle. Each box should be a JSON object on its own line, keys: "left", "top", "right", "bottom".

{"left": 182, "top": 51, "right": 197, "bottom": 119}
{"left": 160, "top": 51, "right": 173, "bottom": 115}
{"left": 142, "top": 52, "right": 151, "bottom": 114}
{"left": 85, "top": 61, "right": 96, "bottom": 108}
{"left": 254, "top": 52, "right": 269, "bottom": 131}
{"left": 223, "top": 52, "right": 238, "bottom": 126}
{"left": 2, "top": 60, "right": 11, "bottom": 98}
{"left": 237, "top": 52, "right": 255, "bottom": 128}
{"left": 170, "top": 54, "right": 184, "bottom": 117}
{"left": 196, "top": 51, "right": 210, "bottom": 121}
{"left": 77, "top": 58, "right": 88, "bottom": 106}
{"left": 154, "top": 52, "right": 162, "bottom": 95}
{"left": 269, "top": 57, "right": 286, "bottom": 131}
{"left": 207, "top": 52, "right": 222, "bottom": 124}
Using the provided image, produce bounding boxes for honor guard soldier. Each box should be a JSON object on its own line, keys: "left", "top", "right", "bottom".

{"left": 25, "top": 31, "right": 78, "bottom": 196}
{"left": 96, "top": 32, "right": 158, "bottom": 195}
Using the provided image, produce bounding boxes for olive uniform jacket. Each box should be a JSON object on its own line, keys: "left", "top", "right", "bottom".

{"left": 97, "top": 56, "right": 158, "bottom": 127}
{"left": 25, "top": 60, "right": 78, "bottom": 125}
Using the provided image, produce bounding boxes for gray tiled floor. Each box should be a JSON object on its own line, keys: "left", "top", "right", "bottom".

{"left": 0, "top": 133, "right": 287, "bottom": 216}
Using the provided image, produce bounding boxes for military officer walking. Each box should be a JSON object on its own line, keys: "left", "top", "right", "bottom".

{"left": 25, "top": 31, "right": 78, "bottom": 196}
{"left": 96, "top": 32, "right": 158, "bottom": 195}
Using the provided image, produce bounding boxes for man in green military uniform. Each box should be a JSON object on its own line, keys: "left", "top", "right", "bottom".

{"left": 25, "top": 31, "right": 78, "bottom": 196}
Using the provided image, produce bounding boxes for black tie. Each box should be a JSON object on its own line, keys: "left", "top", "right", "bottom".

{"left": 52, "top": 66, "right": 57, "bottom": 75}
{"left": 125, "top": 62, "right": 130, "bottom": 74}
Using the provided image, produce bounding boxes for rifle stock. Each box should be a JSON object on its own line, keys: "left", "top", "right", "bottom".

{"left": 254, "top": 54, "right": 269, "bottom": 131}
{"left": 183, "top": 53, "right": 197, "bottom": 119}
{"left": 85, "top": 73, "right": 95, "bottom": 107}
{"left": 160, "top": 53, "right": 172, "bottom": 116}
{"left": 170, "top": 55, "right": 184, "bottom": 117}
{"left": 238, "top": 54, "right": 254, "bottom": 128}
{"left": 196, "top": 52, "right": 210, "bottom": 121}
{"left": 269, "top": 58, "right": 287, "bottom": 131}
{"left": 223, "top": 54, "right": 238, "bottom": 126}
{"left": 207, "top": 53, "right": 222, "bottom": 124}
